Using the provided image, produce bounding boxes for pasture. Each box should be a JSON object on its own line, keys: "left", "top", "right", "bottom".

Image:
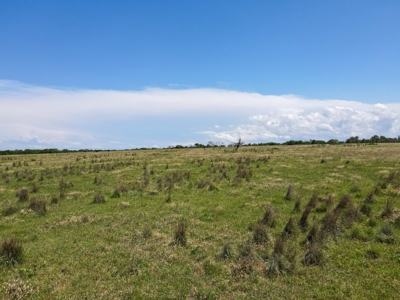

{"left": 0, "top": 144, "right": 399, "bottom": 299}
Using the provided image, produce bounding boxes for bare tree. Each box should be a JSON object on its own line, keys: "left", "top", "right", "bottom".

{"left": 233, "top": 137, "right": 244, "bottom": 151}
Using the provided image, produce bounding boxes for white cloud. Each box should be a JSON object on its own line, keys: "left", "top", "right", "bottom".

{"left": 202, "top": 104, "right": 400, "bottom": 142}
{"left": 1, "top": 80, "right": 400, "bottom": 149}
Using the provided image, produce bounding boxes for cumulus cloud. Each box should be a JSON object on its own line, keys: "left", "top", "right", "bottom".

{"left": 1, "top": 80, "right": 400, "bottom": 149}
{"left": 202, "top": 104, "right": 400, "bottom": 142}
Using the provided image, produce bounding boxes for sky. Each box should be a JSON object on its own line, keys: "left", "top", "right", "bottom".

{"left": 1, "top": 1, "right": 400, "bottom": 150}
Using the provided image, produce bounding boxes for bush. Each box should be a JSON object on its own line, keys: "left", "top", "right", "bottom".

{"left": 1, "top": 237, "right": 23, "bottom": 265}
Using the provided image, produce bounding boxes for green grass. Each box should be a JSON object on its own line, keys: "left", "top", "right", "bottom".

{"left": 0, "top": 144, "right": 399, "bottom": 299}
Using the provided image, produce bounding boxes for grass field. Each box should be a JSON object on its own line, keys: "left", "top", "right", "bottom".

{"left": 0, "top": 144, "right": 399, "bottom": 299}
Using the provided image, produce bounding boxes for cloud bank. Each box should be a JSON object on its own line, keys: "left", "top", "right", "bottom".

{"left": 1, "top": 80, "right": 399, "bottom": 149}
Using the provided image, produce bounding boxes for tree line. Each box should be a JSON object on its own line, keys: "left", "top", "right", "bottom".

{"left": 1, "top": 135, "right": 399, "bottom": 155}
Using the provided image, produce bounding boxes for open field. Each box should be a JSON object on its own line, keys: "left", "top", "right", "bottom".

{"left": 0, "top": 144, "right": 399, "bottom": 299}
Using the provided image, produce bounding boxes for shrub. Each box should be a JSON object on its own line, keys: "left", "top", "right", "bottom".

{"left": 93, "top": 192, "right": 105, "bottom": 203}
{"left": 1, "top": 237, "right": 23, "bottom": 265}
{"left": 29, "top": 197, "right": 46, "bottom": 215}
{"left": 174, "top": 219, "right": 187, "bottom": 246}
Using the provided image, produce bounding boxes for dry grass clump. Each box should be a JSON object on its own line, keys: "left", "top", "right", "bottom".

{"left": 3, "top": 278, "right": 35, "bottom": 299}
{"left": 142, "top": 225, "right": 152, "bottom": 239}
{"left": 261, "top": 204, "right": 276, "bottom": 227}
{"left": 265, "top": 237, "right": 292, "bottom": 277}
{"left": 173, "top": 219, "right": 187, "bottom": 246}
{"left": 298, "top": 193, "right": 318, "bottom": 230}
{"left": 17, "top": 188, "right": 29, "bottom": 202}
{"left": 29, "top": 197, "right": 46, "bottom": 215}
{"left": 1, "top": 237, "right": 23, "bottom": 265}
{"left": 282, "top": 216, "right": 297, "bottom": 238}
{"left": 93, "top": 192, "right": 105, "bottom": 203}
{"left": 218, "top": 243, "right": 233, "bottom": 259}
{"left": 302, "top": 243, "right": 324, "bottom": 266}
{"left": 381, "top": 199, "right": 394, "bottom": 218}
{"left": 253, "top": 222, "right": 272, "bottom": 245}
{"left": 285, "top": 184, "right": 294, "bottom": 200}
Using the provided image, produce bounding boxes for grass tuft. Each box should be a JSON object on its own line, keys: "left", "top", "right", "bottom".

{"left": 93, "top": 192, "right": 106, "bottom": 203}
{"left": 1, "top": 237, "right": 23, "bottom": 265}
{"left": 173, "top": 219, "right": 187, "bottom": 246}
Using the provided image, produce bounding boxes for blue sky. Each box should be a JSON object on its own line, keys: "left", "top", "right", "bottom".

{"left": 1, "top": 1, "right": 400, "bottom": 149}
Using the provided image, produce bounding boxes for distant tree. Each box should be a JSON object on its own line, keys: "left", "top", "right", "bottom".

{"left": 233, "top": 137, "right": 244, "bottom": 150}
{"left": 327, "top": 139, "right": 339, "bottom": 145}
{"left": 370, "top": 135, "right": 379, "bottom": 143}
{"left": 207, "top": 141, "right": 215, "bottom": 147}
{"left": 346, "top": 136, "right": 359, "bottom": 144}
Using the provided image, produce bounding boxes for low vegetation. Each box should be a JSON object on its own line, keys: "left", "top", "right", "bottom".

{"left": 0, "top": 143, "right": 399, "bottom": 298}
